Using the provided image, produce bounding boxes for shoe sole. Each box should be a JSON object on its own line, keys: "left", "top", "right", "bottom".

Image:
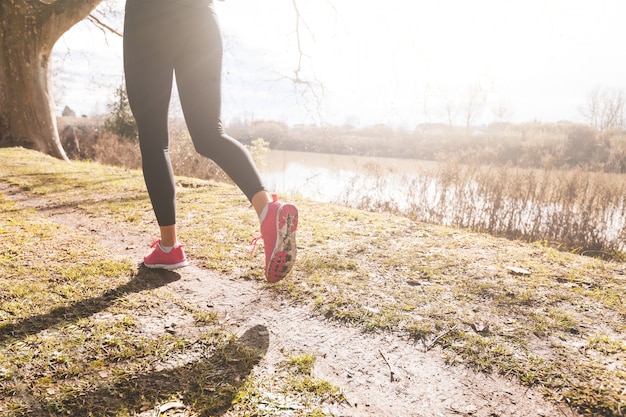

{"left": 266, "top": 204, "right": 298, "bottom": 283}
{"left": 144, "top": 260, "right": 189, "bottom": 270}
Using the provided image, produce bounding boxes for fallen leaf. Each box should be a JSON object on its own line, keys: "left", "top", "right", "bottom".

{"left": 158, "top": 401, "right": 186, "bottom": 413}
{"left": 471, "top": 322, "right": 490, "bottom": 333}
{"left": 506, "top": 266, "right": 531, "bottom": 276}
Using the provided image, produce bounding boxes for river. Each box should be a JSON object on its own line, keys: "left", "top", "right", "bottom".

{"left": 258, "top": 150, "right": 436, "bottom": 210}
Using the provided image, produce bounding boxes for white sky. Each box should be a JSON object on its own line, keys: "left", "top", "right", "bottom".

{"left": 53, "top": 0, "right": 626, "bottom": 128}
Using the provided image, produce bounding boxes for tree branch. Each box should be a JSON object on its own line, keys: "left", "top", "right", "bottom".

{"left": 86, "top": 12, "right": 121, "bottom": 37}
{"left": 291, "top": 0, "right": 306, "bottom": 84}
{"left": 290, "top": 0, "right": 327, "bottom": 123}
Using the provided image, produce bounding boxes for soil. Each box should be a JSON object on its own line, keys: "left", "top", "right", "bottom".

{"left": 2, "top": 182, "right": 581, "bottom": 417}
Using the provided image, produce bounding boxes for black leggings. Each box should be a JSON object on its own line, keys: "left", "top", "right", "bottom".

{"left": 123, "top": 0, "right": 265, "bottom": 226}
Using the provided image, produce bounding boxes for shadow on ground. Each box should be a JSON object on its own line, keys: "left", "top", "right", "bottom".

{"left": 0, "top": 265, "right": 180, "bottom": 344}
{"left": 54, "top": 324, "right": 269, "bottom": 416}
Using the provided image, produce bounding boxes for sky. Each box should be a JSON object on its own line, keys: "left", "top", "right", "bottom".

{"left": 53, "top": 0, "right": 626, "bottom": 128}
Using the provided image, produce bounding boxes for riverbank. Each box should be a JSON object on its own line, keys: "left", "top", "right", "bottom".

{"left": 1, "top": 147, "right": 624, "bottom": 415}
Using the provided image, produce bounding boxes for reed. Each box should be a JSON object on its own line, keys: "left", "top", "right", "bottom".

{"left": 349, "top": 157, "right": 626, "bottom": 254}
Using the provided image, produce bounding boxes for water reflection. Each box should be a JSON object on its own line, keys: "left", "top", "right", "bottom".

{"left": 259, "top": 150, "right": 434, "bottom": 208}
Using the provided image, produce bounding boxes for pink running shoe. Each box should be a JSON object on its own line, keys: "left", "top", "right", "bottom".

{"left": 143, "top": 239, "right": 189, "bottom": 270}
{"left": 252, "top": 194, "right": 298, "bottom": 283}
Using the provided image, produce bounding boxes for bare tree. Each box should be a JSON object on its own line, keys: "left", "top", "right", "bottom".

{"left": 463, "top": 82, "right": 486, "bottom": 133}
{"left": 491, "top": 96, "right": 512, "bottom": 123}
{"left": 581, "top": 87, "right": 625, "bottom": 132}
{"left": 443, "top": 96, "right": 458, "bottom": 127}
{"left": 434, "top": 86, "right": 458, "bottom": 127}
{"left": 288, "top": 0, "right": 338, "bottom": 124}
{"left": 0, "top": 0, "right": 103, "bottom": 161}
{"left": 421, "top": 83, "right": 433, "bottom": 123}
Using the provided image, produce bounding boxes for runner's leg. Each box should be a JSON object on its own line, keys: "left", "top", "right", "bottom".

{"left": 124, "top": 0, "right": 177, "bottom": 227}
{"left": 173, "top": 3, "right": 268, "bottom": 203}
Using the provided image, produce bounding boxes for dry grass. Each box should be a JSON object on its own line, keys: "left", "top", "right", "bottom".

{"left": 58, "top": 117, "right": 267, "bottom": 184}
{"left": 1, "top": 147, "right": 625, "bottom": 415}
{"left": 349, "top": 158, "right": 626, "bottom": 255}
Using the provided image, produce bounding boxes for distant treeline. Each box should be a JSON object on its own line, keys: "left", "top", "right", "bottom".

{"left": 228, "top": 119, "right": 626, "bottom": 174}
{"left": 58, "top": 114, "right": 626, "bottom": 174}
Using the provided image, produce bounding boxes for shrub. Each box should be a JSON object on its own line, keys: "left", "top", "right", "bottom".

{"left": 104, "top": 84, "right": 138, "bottom": 142}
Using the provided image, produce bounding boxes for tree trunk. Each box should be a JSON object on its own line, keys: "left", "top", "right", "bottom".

{"left": 0, "top": 0, "right": 103, "bottom": 161}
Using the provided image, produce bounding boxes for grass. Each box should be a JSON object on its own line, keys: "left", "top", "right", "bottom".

{"left": 0, "top": 148, "right": 341, "bottom": 416}
{"left": 227, "top": 350, "right": 344, "bottom": 417}
{"left": 0, "top": 189, "right": 238, "bottom": 416}
{"left": 1, "top": 147, "right": 626, "bottom": 416}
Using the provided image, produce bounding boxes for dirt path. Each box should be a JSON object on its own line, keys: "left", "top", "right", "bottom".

{"left": 2, "top": 183, "right": 580, "bottom": 417}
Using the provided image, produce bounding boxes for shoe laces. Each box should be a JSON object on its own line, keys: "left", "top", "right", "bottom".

{"left": 250, "top": 235, "right": 263, "bottom": 255}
